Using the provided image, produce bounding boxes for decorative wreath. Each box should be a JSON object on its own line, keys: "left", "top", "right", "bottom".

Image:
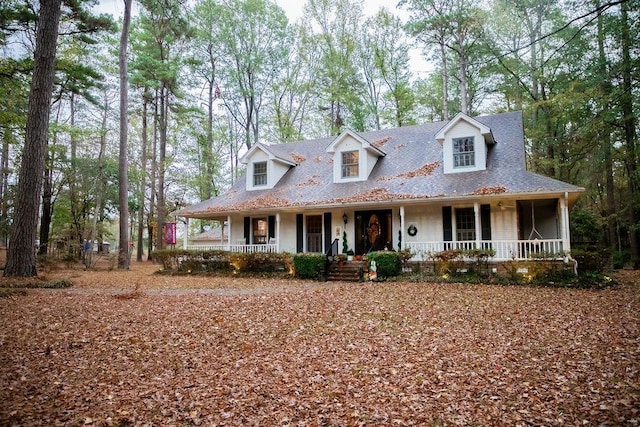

{"left": 407, "top": 224, "right": 418, "bottom": 236}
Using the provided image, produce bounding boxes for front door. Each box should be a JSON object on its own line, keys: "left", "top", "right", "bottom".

{"left": 306, "top": 215, "right": 322, "bottom": 252}
{"left": 355, "top": 209, "right": 393, "bottom": 254}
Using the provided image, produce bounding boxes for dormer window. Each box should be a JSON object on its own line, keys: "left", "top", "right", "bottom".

{"left": 253, "top": 161, "right": 267, "bottom": 186}
{"left": 341, "top": 151, "right": 359, "bottom": 178}
{"left": 453, "top": 137, "right": 475, "bottom": 168}
{"left": 436, "top": 113, "right": 494, "bottom": 174}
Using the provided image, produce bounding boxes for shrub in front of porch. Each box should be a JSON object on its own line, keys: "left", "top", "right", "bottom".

{"left": 368, "top": 251, "right": 402, "bottom": 280}
{"left": 151, "top": 249, "right": 293, "bottom": 275}
{"left": 230, "top": 252, "right": 293, "bottom": 274}
{"left": 292, "top": 253, "right": 326, "bottom": 279}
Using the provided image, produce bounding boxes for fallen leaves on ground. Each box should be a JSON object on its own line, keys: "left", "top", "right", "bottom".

{"left": 0, "top": 264, "right": 638, "bottom": 426}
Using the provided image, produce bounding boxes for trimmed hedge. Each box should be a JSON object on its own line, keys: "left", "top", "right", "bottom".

{"left": 293, "top": 253, "right": 326, "bottom": 279}
{"left": 368, "top": 251, "right": 402, "bottom": 279}
{"left": 150, "top": 249, "right": 293, "bottom": 274}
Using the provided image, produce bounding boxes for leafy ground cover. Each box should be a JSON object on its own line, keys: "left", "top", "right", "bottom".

{"left": 0, "top": 262, "right": 638, "bottom": 426}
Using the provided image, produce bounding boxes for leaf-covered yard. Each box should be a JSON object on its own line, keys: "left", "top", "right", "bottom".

{"left": 1, "top": 264, "right": 638, "bottom": 426}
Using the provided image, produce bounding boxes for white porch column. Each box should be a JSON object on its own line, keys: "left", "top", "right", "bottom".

{"left": 474, "top": 202, "right": 481, "bottom": 248}
{"left": 227, "top": 215, "right": 232, "bottom": 251}
{"left": 399, "top": 206, "right": 405, "bottom": 250}
{"left": 276, "top": 213, "right": 281, "bottom": 252}
{"left": 560, "top": 193, "right": 570, "bottom": 253}
{"left": 183, "top": 217, "right": 189, "bottom": 249}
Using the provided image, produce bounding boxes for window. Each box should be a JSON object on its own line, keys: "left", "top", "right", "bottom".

{"left": 455, "top": 208, "right": 476, "bottom": 241}
{"left": 252, "top": 217, "right": 267, "bottom": 244}
{"left": 253, "top": 161, "right": 267, "bottom": 186}
{"left": 453, "top": 137, "right": 475, "bottom": 168}
{"left": 341, "top": 151, "right": 359, "bottom": 178}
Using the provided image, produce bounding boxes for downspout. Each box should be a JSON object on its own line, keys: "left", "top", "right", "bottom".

{"left": 474, "top": 202, "right": 481, "bottom": 249}
{"left": 399, "top": 206, "right": 405, "bottom": 251}
{"left": 561, "top": 193, "right": 578, "bottom": 274}
{"left": 276, "top": 213, "right": 281, "bottom": 252}
{"left": 183, "top": 217, "right": 189, "bottom": 249}
{"left": 227, "top": 215, "right": 232, "bottom": 251}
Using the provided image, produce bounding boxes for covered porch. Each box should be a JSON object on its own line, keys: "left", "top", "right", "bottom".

{"left": 178, "top": 194, "right": 573, "bottom": 263}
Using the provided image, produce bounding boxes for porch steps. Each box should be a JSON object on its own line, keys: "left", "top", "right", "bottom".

{"left": 327, "top": 261, "right": 363, "bottom": 282}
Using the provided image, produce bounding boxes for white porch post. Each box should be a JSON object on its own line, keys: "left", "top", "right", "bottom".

{"left": 227, "top": 215, "right": 232, "bottom": 251}
{"left": 560, "top": 193, "right": 570, "bottom": 254}
{"left": 474, "top": 202, "right": 481, "bottom": 248}
{"left": 276, "top": 213, "right": 281, "bottom": 252}
{"left": 399, "top": 206, "right": 405, "bottom": 250}
{"left": 183, "top": 218, "right": 189, "bottom": 249}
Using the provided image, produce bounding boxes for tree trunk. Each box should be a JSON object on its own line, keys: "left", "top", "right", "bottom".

{"left": 439, "top": 39, "right": 449, "bottom": 121}
{"left": 4, "top": 0, "right": 62, "bottom": 277}
{"left": 0, "top": 130, "right": 10, "bottom": 246}
{"left": 87, "top": 93, "right": 109, "bottom": 268}
{"left": 118, "top": 0, "right": 132, "bottom": 269}
{"left": 619, "top": 0, "right": 639, "bottom": 268}
{"left": 156, "top": 84, "right": 168, "bottom": 250}
{"left": 137, "top": 90, "right": 149, "bottom": 262}
{"left": 147, "top": 88, "right": 158, "bottom": 260}
{"left": 69, "top": 92, "right": 82, "bottom": 253}
{"left": 596, "top": 2, "right": 617, "bottom": 252}
{"left": 39, "top": 99, "right": 65, "bottom": 257}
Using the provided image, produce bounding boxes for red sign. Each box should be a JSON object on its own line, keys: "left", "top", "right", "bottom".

{"left": 164, "top": 222, "right": 177, "bottom": 245}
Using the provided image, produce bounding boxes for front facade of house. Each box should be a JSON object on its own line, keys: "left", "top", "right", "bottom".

{"left": 176, "top": 111, "right": 584, "bottom": 263}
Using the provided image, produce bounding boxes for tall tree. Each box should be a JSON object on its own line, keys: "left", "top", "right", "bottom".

{"left": 118, "top": 0, "right": 133, "bottom": 269}
{"left": 402, "top": 0, "right": 487, "bottom": 116}
{"left": 618, "top": 0, "right": 639, "bottom": 267}
{"left": 217, "top": 0, "right": 289, "bottom": 149}
{"left": 4, "top": 0, "right": 62, "bottom": 277}
{"left": 301, "top": 0, "right": 366, "bottom": 134}
{"left": 360, "top": 8, "right": 415, "bottom": 128}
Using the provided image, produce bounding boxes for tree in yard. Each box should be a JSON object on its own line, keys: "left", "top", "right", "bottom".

{"left": 301, "top": 0, "right": 367, "bottom": 135}
{"left": 4, "top": 0, "right": 62, "bottom": 277}
{"left": 216, "top": 0, "right": 290, "bottom": 150}
{"left": 359, "top": 8, "right": 415, "bottom": 129}
{"left": 118, "top": 0, "right": 133, "bottom": 269}
{"left": 402, "top": 0, "right": 488, "bottom": 117}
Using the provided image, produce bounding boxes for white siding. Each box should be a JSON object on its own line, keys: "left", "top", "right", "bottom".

{"left": 442, "top": 120, "right": 488, "bottom": 174}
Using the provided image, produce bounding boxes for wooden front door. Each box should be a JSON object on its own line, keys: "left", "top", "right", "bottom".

{"left": 354, "top": 209, "right": 393, "bottom": 254}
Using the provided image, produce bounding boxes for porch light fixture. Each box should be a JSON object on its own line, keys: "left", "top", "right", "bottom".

{"left": 343, "top": 213, "right": 348, "bottom": 224}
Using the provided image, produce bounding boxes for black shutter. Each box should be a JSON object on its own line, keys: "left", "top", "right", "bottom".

{"left": 268, "top": 215, "right": 276, "bottom": 239}
{"left": 442, "top": 206, "right": 453, "bottom": 241}
{"left": 296, "top": 214, "right": 304, "bottom": 253}
{"left": 323, "top": 212, "right": 332, "bottom": 252}
{"left": 480, "top": 204, "right": 492, "bottom": 240}
{"left": 243, "top": 217, "right": 250, "bottom": 244}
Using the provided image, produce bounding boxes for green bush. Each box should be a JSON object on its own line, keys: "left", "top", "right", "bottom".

{"left": 230, "top": 252, "right": 293, "bottom": 273}
{"left": 571, "top": 248, "right": 608, "bottom": 274}
{"left": 368, "top": 251, "right": 402, "bottom": 279}
{"left": 612, "top": 251, "right": 630, "bottom": 269}
{"left": 293, "top": 253, "right": 326, "bottom": 279}
{"left": 151, "top": 249, "right": 293, "bottom": 275}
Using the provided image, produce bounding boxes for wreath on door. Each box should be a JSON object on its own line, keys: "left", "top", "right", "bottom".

{"left": 407, "top": 224, "right": 418, "bottom": 236}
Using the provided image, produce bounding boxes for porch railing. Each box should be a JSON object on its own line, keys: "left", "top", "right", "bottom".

{"left": 186, "top": 239, "right": 565, "bottom": 261}
{"left": 186, "top": 243, "right": 278, "bottom": 253}
{"left": 405, "top": 239, "right": 565, "bottom": 261}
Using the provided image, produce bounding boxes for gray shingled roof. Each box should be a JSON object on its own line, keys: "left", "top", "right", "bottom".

{"left": 177, "top": 111, "right": 584, "bottom": 218}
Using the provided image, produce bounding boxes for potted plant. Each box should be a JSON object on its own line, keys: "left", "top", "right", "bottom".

{"left": 346, "top": 249, "right": 355, "bottom": 261}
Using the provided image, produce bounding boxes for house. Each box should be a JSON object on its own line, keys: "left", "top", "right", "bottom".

{"left": 175, "top": 111, "right": 584, "bottom": 265}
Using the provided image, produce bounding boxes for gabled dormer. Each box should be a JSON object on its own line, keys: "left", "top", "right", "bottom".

{"left": 436, "top": 112, "right": 496, "bottom": 174}
{"left": 325, "top": 130, "right": 386, "bottom": 183}
{"left": 240, "top": 143, "right": 297, "bottom": 191}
